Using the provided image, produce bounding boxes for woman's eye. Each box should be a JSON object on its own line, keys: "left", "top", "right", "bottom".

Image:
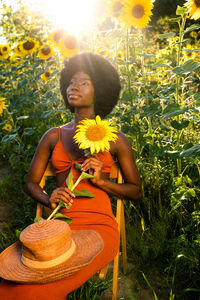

{"left": 81, "top": 81, "right": 89, "bottom": 86}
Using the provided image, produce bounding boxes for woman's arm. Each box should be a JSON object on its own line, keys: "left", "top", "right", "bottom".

{"left": 26, "top": 128, "right": 75, "bottom": 209}
{"left": 81, "top": 131, "right": 142, "bottom": 201}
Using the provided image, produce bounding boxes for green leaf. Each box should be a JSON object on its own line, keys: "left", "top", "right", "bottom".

{"left": 172, "top": 60, "right": 200, "bottom": 75}
{"left": 183, "top": 48, "right": 200, "bottom": 53}
{"left": 59, "top": 200, "right": 70, "bottom": 209}
{"left": 169, "top": 17, "right": 181, "bottom": 23}
{"left": 180, "top": 144, "right": 200, "bottom": 157}
{"left": 1, "top": 134, "right": 18, "bottom": 144}
{"left": 142, "top": 103, "right": 162, "bottom": 117}
{"left": 16, "top": 116, "right": 29, "bottom": 120}
{"left": 23, "top": 128, "right": 35, "bottom": 136}
{"left": 74, "top": 163, "right": 82, "bottom": 171}
{"left": 80, "top": 172, "right": 94, "bottom": 179}
{"left": 34, "top": 216, "right": 44, "bottom": 222}
{"left": 74, "top": 189, "right": 94, "bottom": 198}
{"left": 16, "top": 229, "right": 21, "bottom": 238}
{"left": 184, "top": 24, "right": 200, "bottom": 34}
{"left": 171, "top": 120, "right": 189, "bottom": 130}
{"left": 158, "top": 32, "right": 176, "bottom": 39}
{"left": 187, "top": 189, "right": 196, "bottom": 197}
{"left": 162, "top": 103, "right": 188, "bottom": 119}
{"left": 66, "top": 171, "right": 74, "bottom": 190}
{"left": 176, "top": 5, "right": 187, "bottom": 16}
{"left": 52, "top": 213, "right": 72, "bottom": 224}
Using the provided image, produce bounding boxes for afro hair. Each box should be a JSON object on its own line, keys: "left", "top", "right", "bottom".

{"left": 60, "top": 52, "right": 121, "bottom": 118}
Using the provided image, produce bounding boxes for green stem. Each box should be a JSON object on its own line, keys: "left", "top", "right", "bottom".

{"left": 125, "top": 27, "right": 132, "bottom": 104}
{"left": 71, "top": 174, "right": 83, "bottom": 192}
{"left": 176, "top": 13, "right": 187, "bottom": 176}
{"left": 47, "top": 202, "right": 62, "bottom": 220}
{"left": 140, "top": 29, "right": 152, "bottom": 135}
{"left": 47, "top": 173, "right": 83, "bottom": 220}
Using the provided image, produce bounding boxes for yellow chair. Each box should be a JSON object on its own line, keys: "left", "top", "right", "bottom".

{"left": 36, "top": 161, "right": 127, "bottom": 300}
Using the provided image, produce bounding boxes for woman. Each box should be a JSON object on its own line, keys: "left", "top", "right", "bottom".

{"left": 0, "top": 53, "right": 142, "bottom": 299}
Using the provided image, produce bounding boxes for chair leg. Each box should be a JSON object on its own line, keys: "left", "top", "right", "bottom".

{"left": 99, "top": 264, "right": 109, "bottom": 280}
{"left": 121, "top": 202, "right": 127, "bottom": 275}
{"left": 36, "top": 203, "right": 43, "bottom": 218}
{"left": 112, "top": 251, "right": 120, "bottom": 300}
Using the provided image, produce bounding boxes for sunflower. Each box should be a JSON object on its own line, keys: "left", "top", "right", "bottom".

{"left": 183, "top": 44, "right": 196, "bottom": 60}
{"left": 190, "top": 30, "right": 198, "bottom": 38}
{"left": 107, "top": 0, "right": 124, "bottom": 18}
{"left": 73, "top": 115, "right": 118, "bottom": 154}
{"left": 20, "top": 37, "right": 39, "bottom": 55}
{"left": 0, "top": 97, "right": 6, "bottom": 115}
{"left": 0, "top": 44, "right": 10, "bottom": 59}
{"left": 2, "top": 123, "right": 12, "bottom": 131}
{"left": 0, "top": 51, "right": 8, "bottom": 60}
{"left": 48, "top": 29, "right": 66, "bottom": 46}
{"left": 38, "top": 44, "right": 56, "bottom": 60}
{"left": 1, "top": 44, "right": 11, "bottom": 55}
{"left": 119, "top": 0, "right": 154, "bottom": 29}
{"left": 58, "top": 35, "right": 79, "bottom": 57}
{"left": 40, "top": 70, "right": 53, "bottom": 82}
{"left": 97, "top": 48, "right": 109, "bottom": 56}
{"left": 9, "top": 54, "right": 23, "bottom": 65}
{"left": 14, "top": 44, "right": 23, "bottom": 56}
{"left": 185, "top": 0, "right": 200, "bottom": 20}
{"left": 116, "top": 50, "right": 125, "bottom": 60}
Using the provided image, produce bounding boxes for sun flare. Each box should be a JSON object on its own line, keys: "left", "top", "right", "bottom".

{"left": 27, "top": 0, "right": 102, "bottom": 35}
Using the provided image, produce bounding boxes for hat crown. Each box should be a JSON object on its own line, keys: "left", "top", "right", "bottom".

{"left": 20, "top": 220, "right": 72, "bottom": 263}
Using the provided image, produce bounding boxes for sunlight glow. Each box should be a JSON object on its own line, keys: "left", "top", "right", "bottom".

{"left": 28, "top": 0, "right": 101, "bottom": 35}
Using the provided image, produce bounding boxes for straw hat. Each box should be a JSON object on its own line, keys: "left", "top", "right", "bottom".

{"left": 0, "top": 219, "right": 104, "bottom": 284}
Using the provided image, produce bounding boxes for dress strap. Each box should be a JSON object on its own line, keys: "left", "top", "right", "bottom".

{"left": 58, "top": 126, "right": 61, "bottom": 141}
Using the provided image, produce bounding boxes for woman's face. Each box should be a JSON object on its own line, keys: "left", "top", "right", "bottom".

{"left": 66, "top": 72, "right": 95, "bottom": 109}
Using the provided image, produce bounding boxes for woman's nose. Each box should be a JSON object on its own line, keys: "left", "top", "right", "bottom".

{"left": 71, "top": 83, "right": 79, "bottom": 90}
{"left": 71, "top": 81, "right": 81, "bottom": 88}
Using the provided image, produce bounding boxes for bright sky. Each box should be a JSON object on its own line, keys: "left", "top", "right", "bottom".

{"left": 1, "top": 0, "right": 102, "bottom": 38}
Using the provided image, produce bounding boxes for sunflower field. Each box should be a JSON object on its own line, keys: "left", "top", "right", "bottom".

{"left": 0, "top": 0, "right": 200, "bottom": 299}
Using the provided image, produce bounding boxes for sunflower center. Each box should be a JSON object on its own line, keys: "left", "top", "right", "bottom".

{"left": 42, "top": 47, "right": 51, "bottom": 55}
{"left": 85, "top": 125, "right": 106, "bottom": 141}
{"left": 45, "top": 71, "right": 51, "bottom": 78}
{"left": 23, "top": 41, "right": 35, "bottom": 50}
{"left": 132, "top": 4, "right": 144, "bottom": 19}
{"left": 194, "top": 0, "right": 200, "bottom": 7}
{"left": 64, "top": 36, "right": 77, "bottom": 49}
{"left": 2, "top": 46, "right": 8, "bottom": 52}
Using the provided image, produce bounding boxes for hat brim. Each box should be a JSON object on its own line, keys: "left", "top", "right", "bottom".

{"left": 0, "top": 229, "right": 104, "bottom": 284}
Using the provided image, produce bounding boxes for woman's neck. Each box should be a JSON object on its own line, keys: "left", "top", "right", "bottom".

{"left": 74, "top": 109, "right": 95, "bottom": 125}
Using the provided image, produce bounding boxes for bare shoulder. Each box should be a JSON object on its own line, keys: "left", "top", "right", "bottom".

{"left": 39, "top": 127, "right": 58, "bottom": 144}
{"left": 110, "top": 130, "right": 132, "bottom": 155}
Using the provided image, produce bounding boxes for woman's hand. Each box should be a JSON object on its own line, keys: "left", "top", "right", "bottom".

{"left": 49, "top": 187, "right": 75, "bottom": 209}
{"left": 81, "top": 155, "right": 104, "bottom": 186}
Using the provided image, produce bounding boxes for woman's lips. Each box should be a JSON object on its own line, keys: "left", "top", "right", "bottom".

{"left": 68, "top": 94, "right": 80, "bottom": 100}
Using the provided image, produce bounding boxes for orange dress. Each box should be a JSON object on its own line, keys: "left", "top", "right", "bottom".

{"left": 0, "top": 127, "right": 120, "bottom": 300}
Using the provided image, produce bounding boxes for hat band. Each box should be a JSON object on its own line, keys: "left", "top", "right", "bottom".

{"left": 21, "top": 240, "right": 76, "bottom": 269}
